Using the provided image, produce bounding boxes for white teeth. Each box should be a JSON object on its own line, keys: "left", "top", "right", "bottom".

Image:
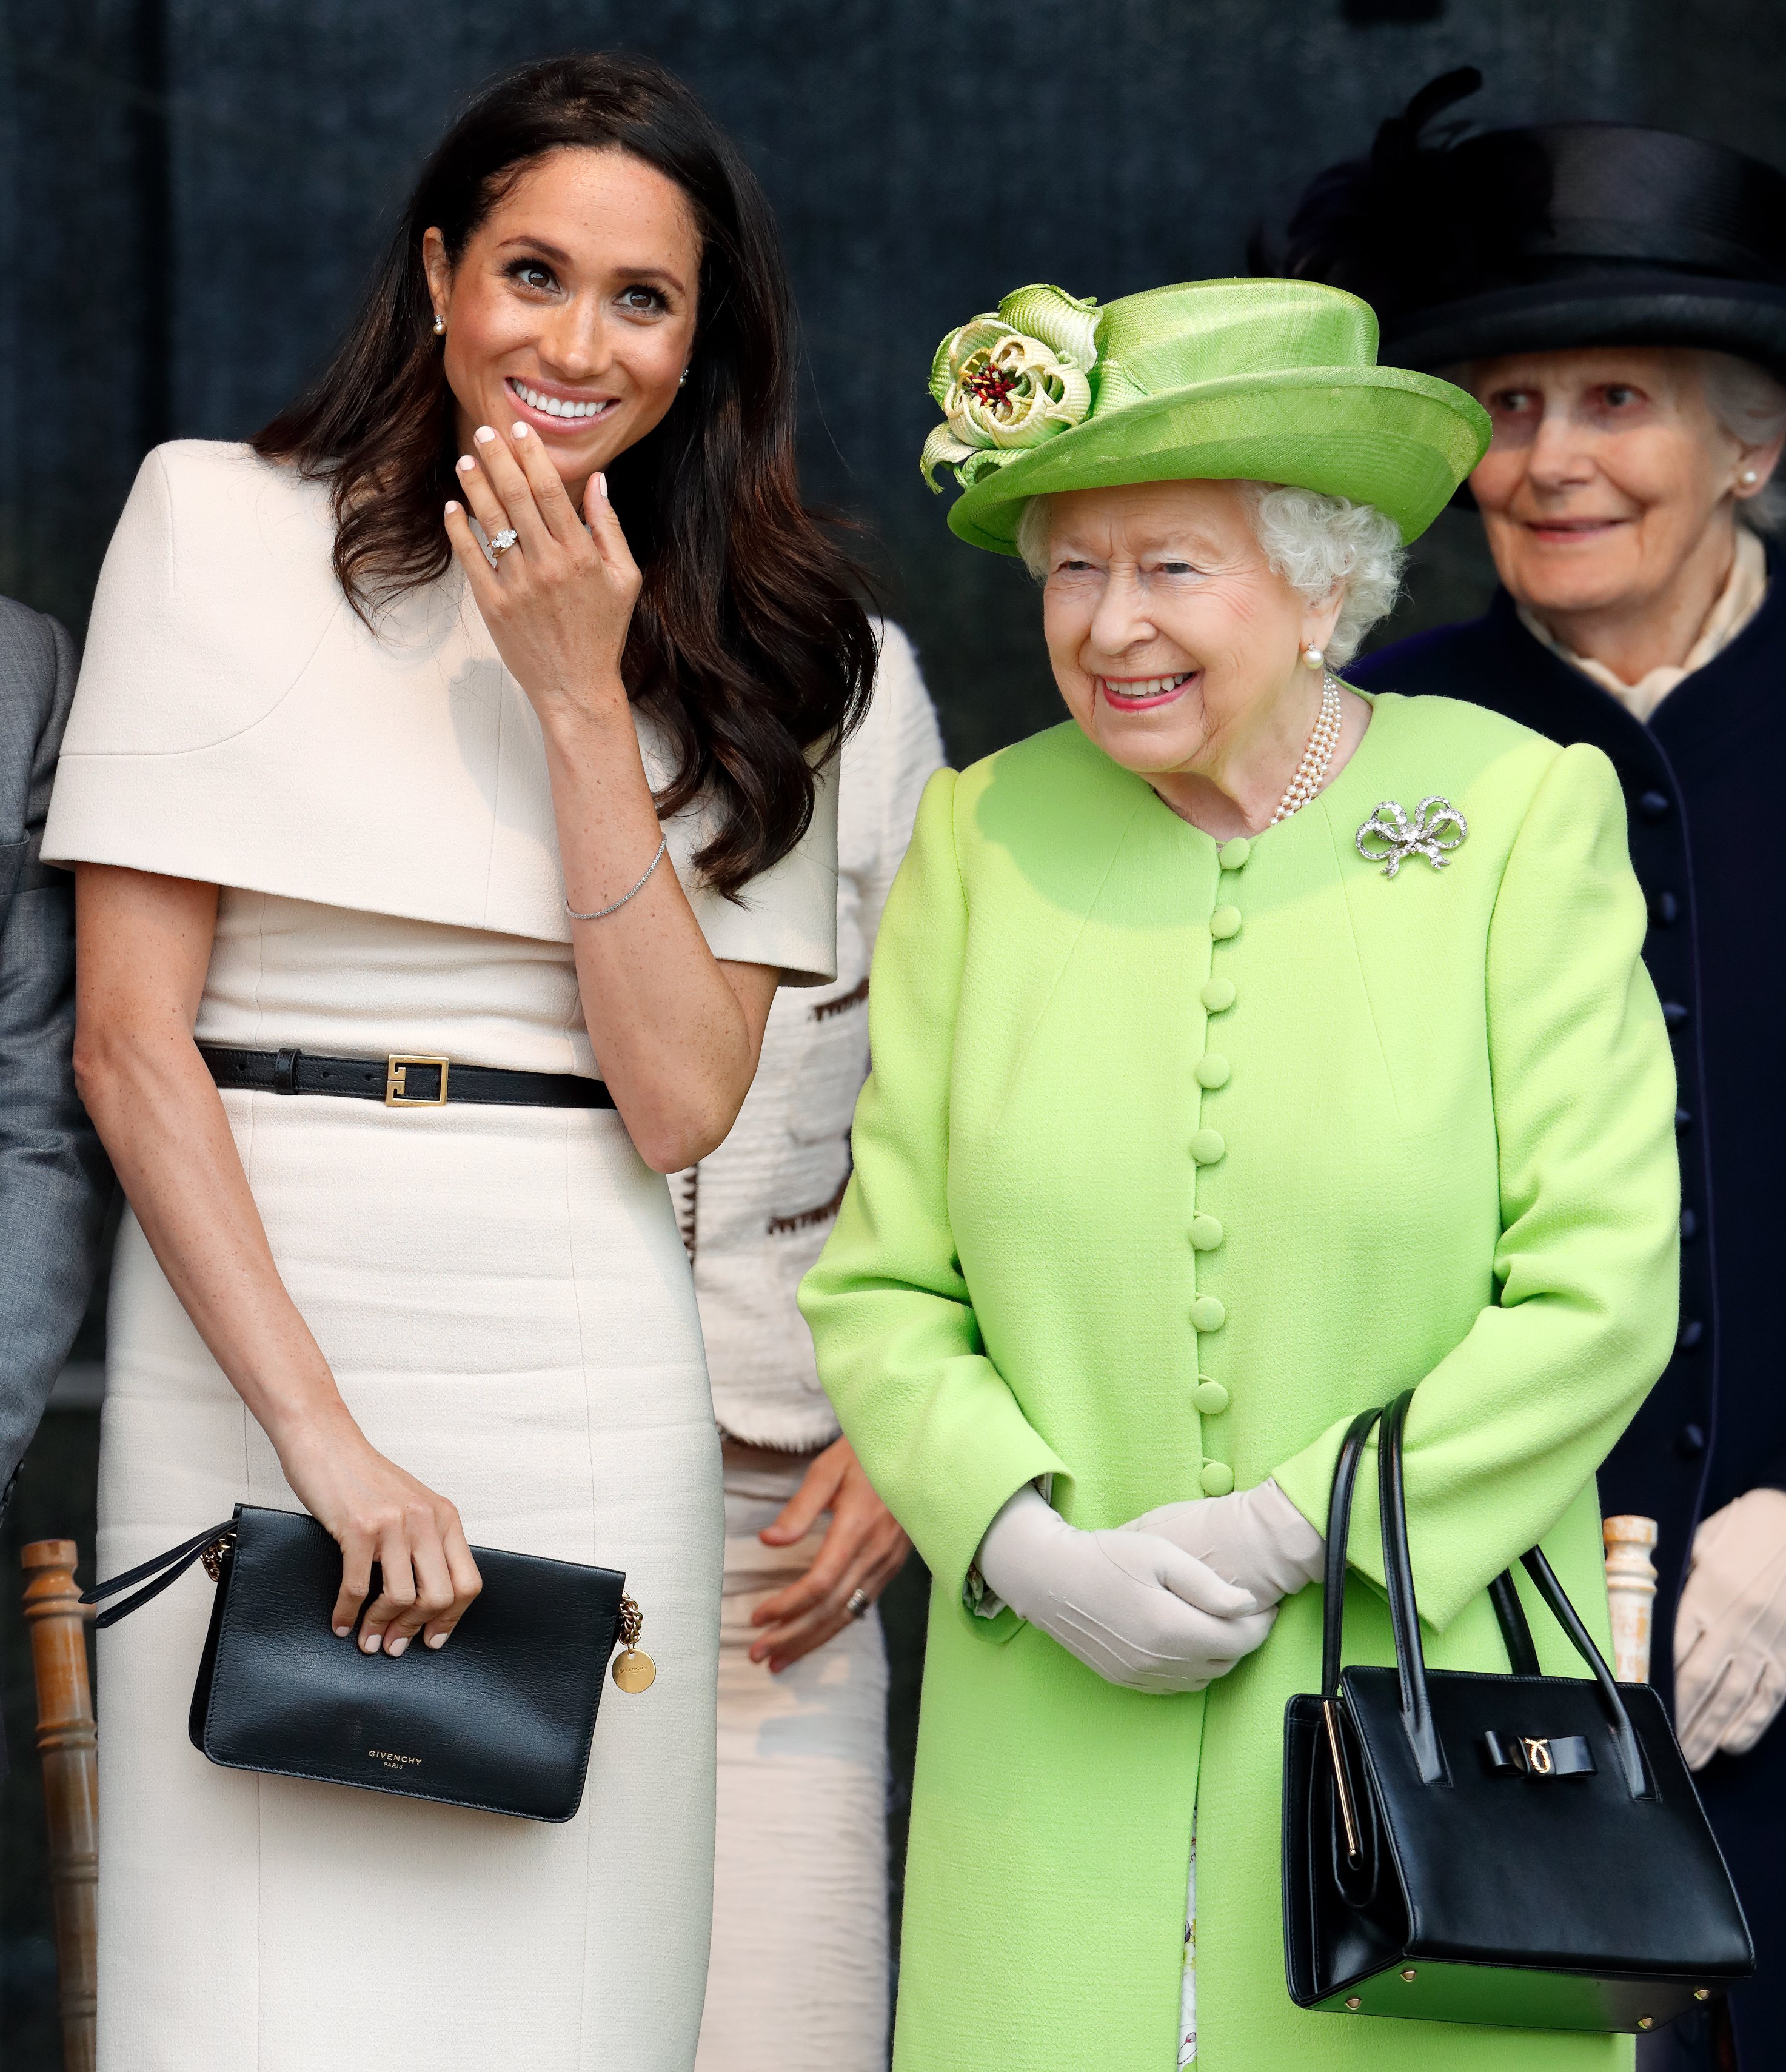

{"left": 1105, "top": 672, "right": 1188, "bottom": 698}
{"left": 513, "top": 381, "right": 604, "bottom": 420}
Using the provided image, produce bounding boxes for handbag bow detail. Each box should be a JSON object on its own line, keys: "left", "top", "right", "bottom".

{"left": 1354, "top": 796, "right": 1468, "bottom": 877}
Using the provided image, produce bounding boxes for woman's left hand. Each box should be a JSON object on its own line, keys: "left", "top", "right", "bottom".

{"left": 444, "top": 422, "right": 640, "bottom": 727}
{"left": 749, "top": 1436, "right": 911, "bottom": 1673}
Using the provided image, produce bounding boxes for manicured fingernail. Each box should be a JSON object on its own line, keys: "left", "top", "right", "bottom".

{"left": 361, "top": 1631, "right": 382, "bottom": 1654}
{"left": 474, "top": 425, "right": 495, "bottom": 444}
{"left": 512, "top": 421, "right": 529, "bottom": 439}
{"left": 426, "top": 1632, "right": 447, "bottom": 1649}
{"left": 333, "top": 1623, "right": 350, "bottom": 1639}
{"left": 456, "top": 455, "right": 475, "bottom": 474}
{"left": 597, "top": 472, "right": 609, "bottom": 498}
{"left": 387, "top": 1637, "right": 408, "bottom": 1658}
{"left": 444, "top": 501, "right": 460, "bottom": 516}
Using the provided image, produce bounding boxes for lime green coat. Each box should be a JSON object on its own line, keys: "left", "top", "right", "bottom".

{"left": 800, "top": 693, "right": 1679, "bottom": 2071}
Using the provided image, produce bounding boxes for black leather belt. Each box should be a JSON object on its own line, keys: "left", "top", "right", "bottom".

{"left": 199, "top": 1045, "right": 616, "bottom": 1111}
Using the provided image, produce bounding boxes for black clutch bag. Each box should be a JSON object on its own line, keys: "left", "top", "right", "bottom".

{"left": 1282, "top": 1390, "right": 1753, "bottom": 2036}
{"left": 85, "top": 1503, "right": 647, "bottom": 1822}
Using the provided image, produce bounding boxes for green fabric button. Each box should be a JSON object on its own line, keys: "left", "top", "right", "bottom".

{"left": 1194, "top": 1052, "right": 1231, "bottom": 1089}
{"left": 1193, "top": 1379, "right": 1231, "bottom": 1415}
{"left": 1190, "top": 1295, "right": 1226, "bottom": 1332}
{"left": 1189, "top": 1214, "right": 1224, "bottom": 1251}
{"left": 1200, "top": 977, "right": 1236, "bottom": 1014}
{"left": 1200, "top": 1461, "right": 1236, "bottom": 1497}
{"left": 1218, "top": 838, "right": 1252, "bottom": 871}
{"left": 1209, "top": 906, "right": 1242, "bottom": 940}
{"left": 1190, "top": 1128, "right": 1226, "bottom": 1165}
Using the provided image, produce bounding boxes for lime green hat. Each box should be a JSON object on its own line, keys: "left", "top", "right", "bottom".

{"left": 920, "top": 276, "right": 1490, "bottom": 553}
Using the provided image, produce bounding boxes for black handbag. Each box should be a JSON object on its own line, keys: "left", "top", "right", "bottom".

{"left": 85, "top": 1504, "right": 646, "bottom": 1822}
{"left": 1282, "top": 1390, "right": 1753, "bottom": 2036}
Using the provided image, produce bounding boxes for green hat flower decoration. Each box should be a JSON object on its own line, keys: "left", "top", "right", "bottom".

{"left": 920, "top": 284, "right": 1102, "bottom": 493}
{"left": 919, "top": 276, "right": 1494, "bottom": 555}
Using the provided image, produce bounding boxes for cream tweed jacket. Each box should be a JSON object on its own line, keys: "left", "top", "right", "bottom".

{"left": 678, "top": 622, "right": 943, "bottom": 1449}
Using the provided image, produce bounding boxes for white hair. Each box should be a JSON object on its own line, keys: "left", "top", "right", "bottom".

{"left": 1013, "top": 481, "right": 1406, "bottom": 666}
{"left": 1696, "top": 349, "right": 1786, "bottom": 535}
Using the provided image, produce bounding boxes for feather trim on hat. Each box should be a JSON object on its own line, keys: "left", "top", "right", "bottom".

{"left": 1260, "top": 69, "right": 1552, "bottom": 322}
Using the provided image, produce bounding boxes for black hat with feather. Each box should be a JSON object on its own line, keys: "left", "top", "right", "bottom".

{"left": 1264, "top": 69, "right": 1786, "bottom": 384}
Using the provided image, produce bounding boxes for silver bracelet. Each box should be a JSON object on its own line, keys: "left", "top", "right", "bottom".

{"left": 564, "top": 837, "right": 667, "bottom": 921}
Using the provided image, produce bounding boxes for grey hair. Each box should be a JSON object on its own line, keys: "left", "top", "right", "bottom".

{"left": 1697, "top": 350, "right": 1786, "bottom": 535}
{"left": 1013, "top": 482, "right": 1406, "bottom": 666}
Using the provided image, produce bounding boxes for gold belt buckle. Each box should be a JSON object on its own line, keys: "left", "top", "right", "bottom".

{"left": 385, "top": 1054, "right": 450, "bottom": 1107}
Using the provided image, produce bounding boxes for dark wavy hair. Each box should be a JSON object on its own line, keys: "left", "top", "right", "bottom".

{"left": 254, "top": 52, "right": 873, "bottom": 897}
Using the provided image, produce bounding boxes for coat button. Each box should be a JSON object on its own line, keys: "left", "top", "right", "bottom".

{"left": 1193, "top": 1379, "right": 1230, "bottom": 1415}
{"left": 1675, "top": 1423, "right": 1707, "bottom": 1460}
{"left": 1201, "top": 977, "right": 1236, "bottom": 1014}
{"left": 1190, "top": 1128, "right": 1226, "bottom": 1165}
{"left": 1678, "top": 1318, "right": 1704, "bottom": 1351}
{"left": 1676, "top": 1107, "right": 1692, "bottom": 1131}
{"left": 1681, "top": 1208, "right": 1699, "bottom": 1242}
{"left": 1190, "top": 1296, "right": 1226, "bottom": 1332}
{"left": 1219, "top": 838, "right": 1252, "bottom": 871}
{"left": 1189, "top": 1214, "right": 1224, "bottom": 1251}
{"left": 1661, "top": 1001, "right": 1689, "bottom": 1029}
{"left": 1195, "top": 1053, "right": 1231, "bottom": 1089}
{"left": 1650, "top": 891, "right": 1679, "bottom": 926}
{"left": 1210, "top": 906, "right": 1242, "bottom": 941}
{"left": 1637, "top": 790, "right": 1671, "bottom": 822}
{"left": 1200, "top": 1462, "right": 1236, "bottom": 1496}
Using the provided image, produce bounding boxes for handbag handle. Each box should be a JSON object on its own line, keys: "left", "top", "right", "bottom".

{"left": 81, "top": 1517, "right": 237, "bottom": 1630}
{"left": 1320, "top": 1391, "right": 1648, "bottom": 1799}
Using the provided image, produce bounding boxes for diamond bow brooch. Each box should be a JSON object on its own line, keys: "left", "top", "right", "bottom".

{"left": 1354, "top": 797, "right": 1468, "bottom": 878}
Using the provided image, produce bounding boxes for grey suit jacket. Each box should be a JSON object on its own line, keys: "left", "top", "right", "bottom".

{"left": 0, "top": 597, "right": 113, "bottom": 1520}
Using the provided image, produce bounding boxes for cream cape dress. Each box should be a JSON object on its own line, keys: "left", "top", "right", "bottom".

{"left": 42, "top": 440, "right": 839, "bottom": 2072}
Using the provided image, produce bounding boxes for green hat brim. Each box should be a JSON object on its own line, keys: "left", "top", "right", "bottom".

{"left": 946, "top": 365, "right": 1491, "bottom": 553}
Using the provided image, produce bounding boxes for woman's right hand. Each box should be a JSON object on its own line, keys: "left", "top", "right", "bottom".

{"left": 278, "top": 1414, "right": 483, "bottom": 1656}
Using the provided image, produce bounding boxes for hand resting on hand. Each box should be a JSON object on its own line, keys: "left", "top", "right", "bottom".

{"left": 975, "top": 1485, "right": 1277, "bottom": 1694}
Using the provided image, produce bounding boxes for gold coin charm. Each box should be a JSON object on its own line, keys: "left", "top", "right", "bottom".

{"left": 611, "top": 1647, "right": 657, "bottom": 1694}
{"left": 610, "top": 1591, "right": 655, "bottom": 1693}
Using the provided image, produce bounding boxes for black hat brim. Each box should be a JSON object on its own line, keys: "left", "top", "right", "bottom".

{"left": 1384, "top": 274, "right": 1786, "bottom": 385}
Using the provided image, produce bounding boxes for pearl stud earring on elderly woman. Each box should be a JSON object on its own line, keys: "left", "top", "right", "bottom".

{"left": 802, "top": 276, "right": 1679, "bottom": 2071}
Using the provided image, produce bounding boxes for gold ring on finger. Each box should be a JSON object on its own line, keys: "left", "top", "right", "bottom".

{"left": 490, "top": 529, "right": 520, "bottom": 558}
{"left": 845, "top": 1587, "right": 871, "bottom": 1619}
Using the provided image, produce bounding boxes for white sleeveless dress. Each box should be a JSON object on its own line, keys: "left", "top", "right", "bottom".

{"left": 43, "top": 441, "right": 839, "bottom": 2072}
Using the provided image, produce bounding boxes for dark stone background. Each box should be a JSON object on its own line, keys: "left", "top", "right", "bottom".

{"left": 2, "top": 2, "right": 1781, "bottom": 2062}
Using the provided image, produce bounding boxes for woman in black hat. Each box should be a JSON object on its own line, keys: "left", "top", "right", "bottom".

{"left": 1272, "top": 69, "right": 1786, "bottom": 2070}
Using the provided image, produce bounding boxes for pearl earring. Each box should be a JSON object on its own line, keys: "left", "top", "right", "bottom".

{"left": 432, "top": 313, "right": 446, "bottom": 336}
{"left": 1302, "top": 646, "right": 1325, "bottom": 671}
{"left": 678, "top": 366, "right": 689, "bottom": 388}
{"left": 1740, "top": 468, "right": 1759, "bottom": 486}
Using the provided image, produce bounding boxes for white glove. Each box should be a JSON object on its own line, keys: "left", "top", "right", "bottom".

{"left": 1123, "top": 1478, "right": 1326, "bottom": 1611}
{"left": 975, "top": 1485, "right": 1277, "bottom": 1694}
{"left": 1675, "top": 1488, "right": 1786, "bottom": 1770}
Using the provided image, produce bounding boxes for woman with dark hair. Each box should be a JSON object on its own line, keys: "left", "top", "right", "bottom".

{"left": 44, "top": 51, "right": 870, "bottom": 2072}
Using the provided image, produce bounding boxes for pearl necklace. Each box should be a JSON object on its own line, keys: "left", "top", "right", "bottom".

{"left": 1269, "top": 672, "right": 1343, "bottom": 826}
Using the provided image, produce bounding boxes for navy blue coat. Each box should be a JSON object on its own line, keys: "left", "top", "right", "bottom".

{"left": 1351, "top": 566, "right": 1783, "bottom": 2059}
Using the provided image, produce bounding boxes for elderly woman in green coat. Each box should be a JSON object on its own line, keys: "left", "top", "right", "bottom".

{"left": 799, "top": 277, "right": 1683, "bottom": 2071}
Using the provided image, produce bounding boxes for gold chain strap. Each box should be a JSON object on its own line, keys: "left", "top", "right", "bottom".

{"left": 611, "top": 1591, "right": 655, "bottom": 1693}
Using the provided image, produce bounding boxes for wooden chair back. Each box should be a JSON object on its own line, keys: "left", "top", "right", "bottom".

{"left": 21, "top": 1539, "right": 98, "bottom": 2072}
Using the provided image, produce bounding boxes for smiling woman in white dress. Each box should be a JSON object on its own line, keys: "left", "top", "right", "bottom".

{"left": 42, "top": 52, "right": 872, "bottom": 2072}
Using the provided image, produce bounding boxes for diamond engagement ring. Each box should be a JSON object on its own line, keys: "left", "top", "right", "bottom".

{"left": 489, "top": 529, "right": 520, "bottom": 557}
{"left": 845, "top": 1588, "right": 871, "bottom": 1620}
